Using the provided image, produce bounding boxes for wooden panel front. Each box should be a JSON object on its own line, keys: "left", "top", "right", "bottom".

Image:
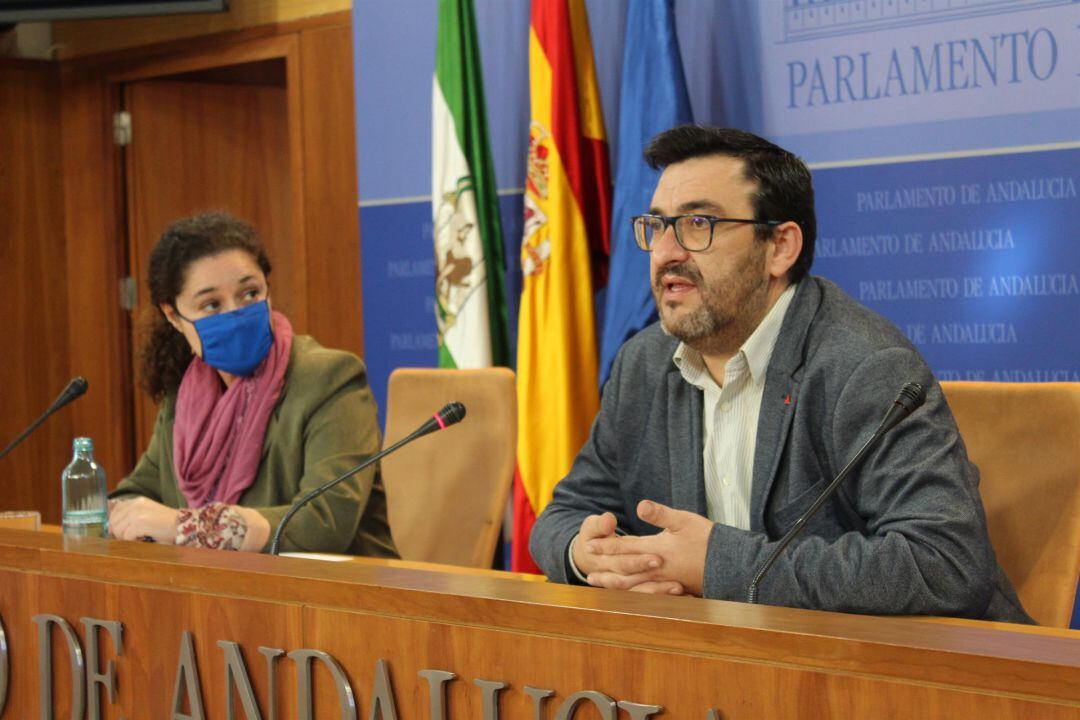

{"left": 305, "top": 610, "right": 1071, "bottom": 720}
{"left": 0, "top": 530, "right": 1077, "bottom": 719}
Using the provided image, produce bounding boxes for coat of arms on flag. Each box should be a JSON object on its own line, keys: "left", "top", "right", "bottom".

{"left": 434, "top": 176, "right": 486, "bottom": 339}
{"left": 522, "top": 121, "right": 551, "bottom": 278}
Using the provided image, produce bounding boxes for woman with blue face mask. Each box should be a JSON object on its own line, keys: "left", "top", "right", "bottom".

{"left": 108, "top": 212, "right": 398, "bottom": 556}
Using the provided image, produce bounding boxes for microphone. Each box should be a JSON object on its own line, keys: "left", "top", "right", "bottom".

{"left": 746, "top": 382, "right": 926, "bottom": 604}
{"left": 0, "top": 377, "right": 89, "bottom": 461}
{"left": 875, "top": 381, "right": 925, "bottom": 435}
{"left": 268, "top": 401, "right": 466, "bottom": 555}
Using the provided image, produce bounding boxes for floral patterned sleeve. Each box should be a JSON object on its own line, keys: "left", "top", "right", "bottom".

{"left": 175, "top": 502, "right": 248, "bottom": 551}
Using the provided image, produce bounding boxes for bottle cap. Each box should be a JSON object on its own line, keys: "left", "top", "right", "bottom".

{"left": 73, "top": 437, "right": 94, "bottom": 452}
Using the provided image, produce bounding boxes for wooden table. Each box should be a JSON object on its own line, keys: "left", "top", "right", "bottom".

{"left": 0, "top": 528, "right": 1076, "bottom": 719}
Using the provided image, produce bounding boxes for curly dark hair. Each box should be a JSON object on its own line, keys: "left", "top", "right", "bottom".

{"left": 643, "top": 125, "right": 816, "bottom": 283}
{"left": 138, "top": 212, "right": 272, "bottom": 401}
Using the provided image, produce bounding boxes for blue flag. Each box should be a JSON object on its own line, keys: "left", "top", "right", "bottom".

{"left": 600, "top": 0, "right": 692, "bottom": 385}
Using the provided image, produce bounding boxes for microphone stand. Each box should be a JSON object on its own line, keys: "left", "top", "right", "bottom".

{"left": 746, "top": 428, "right": 881, "bottom": 604}
{"left": 269, "top": 402, "right": 465, "bottom": 555}
{"left": 746, "top": 383, "right": 925, "bottom": 604}
{"left": 0, "top": 378, "right": 89, "bottom": 461}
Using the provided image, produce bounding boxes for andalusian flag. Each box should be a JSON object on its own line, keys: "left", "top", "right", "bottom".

{"left": 433, "top": 0, "right": 510, "bottom": 369}
{"left": 513, "top": 0, "right": 612, "bottom": 572}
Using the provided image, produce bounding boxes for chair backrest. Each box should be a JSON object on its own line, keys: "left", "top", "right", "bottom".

{"left": 941, "top": 381, "right": 1080, "bottom": 627}
{"left": 382, "top": 367, "right": 516, "bottom": 568}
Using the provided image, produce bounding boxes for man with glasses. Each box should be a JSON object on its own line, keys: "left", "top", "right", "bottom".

{"left": 529, "top": 125, "right": 1030, "bottom": 622}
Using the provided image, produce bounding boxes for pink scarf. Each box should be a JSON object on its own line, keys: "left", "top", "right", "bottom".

{"left": 173, "top": 311, "right": 293, "bottom": 508}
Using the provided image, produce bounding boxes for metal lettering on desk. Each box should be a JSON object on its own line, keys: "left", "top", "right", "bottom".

{"left": 11, "top": 614, "right": 692, "bottom": 719}
{"left": 33, "top": 614, "right": 86, "bottom": 720}
{"left": 81, "top": 618, "right": 123, "bottom": 720}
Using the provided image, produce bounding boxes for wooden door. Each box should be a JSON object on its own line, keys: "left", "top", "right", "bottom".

{"left": 123, "top": 70, "right": 297, "bottom": 451}
{"left": 56, "top": 17, "right": 362, "bottom": 487}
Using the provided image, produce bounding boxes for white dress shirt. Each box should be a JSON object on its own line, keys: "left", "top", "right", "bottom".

{"left": 672, "top": 283, "right": 796, "bottom": 529}
{"left": 567, "top": 283, "right": 796, "bottom": 578}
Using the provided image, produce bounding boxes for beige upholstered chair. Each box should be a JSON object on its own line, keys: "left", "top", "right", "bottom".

{"left": 381, "top": 368, "right": 516, "bottom": 569}
{"left": 941, "top": 382, "right": 1080, "bottom": 627}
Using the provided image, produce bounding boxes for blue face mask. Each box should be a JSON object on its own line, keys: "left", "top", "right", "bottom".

{"left": 184, "top": 300, "right": 274, "bottom": 377}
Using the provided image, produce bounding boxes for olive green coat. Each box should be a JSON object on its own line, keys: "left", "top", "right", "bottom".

{"left": 113, "top": 335, "right": 398, "bottom": 556}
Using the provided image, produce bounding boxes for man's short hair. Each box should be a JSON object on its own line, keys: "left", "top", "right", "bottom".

{"left": 644, "top": 125, "right": 816, "bottom": 283}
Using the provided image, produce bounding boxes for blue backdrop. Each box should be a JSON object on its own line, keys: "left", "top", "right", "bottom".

{"left": 352, "top": 0, "right": 1079, "bottom": 624}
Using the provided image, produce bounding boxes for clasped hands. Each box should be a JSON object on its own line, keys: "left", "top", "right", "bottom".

{"left": 571, "top": 500, "right": 712, "bottom": 596}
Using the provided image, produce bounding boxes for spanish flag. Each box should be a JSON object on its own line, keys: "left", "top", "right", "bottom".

{"left": 513, "top": 0, "right": 612, "bottom": 572}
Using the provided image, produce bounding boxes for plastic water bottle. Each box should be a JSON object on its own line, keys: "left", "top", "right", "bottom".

{"left": 61, "top": 437, "right": 108, "bottom": 538}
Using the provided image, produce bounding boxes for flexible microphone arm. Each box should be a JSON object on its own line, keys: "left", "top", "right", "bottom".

{"left": 268, "top": 401, "right": 466, "bottom": 555}
{"left": 746, "top": 383, "right": 926, "bottom": 604}
{"left": 0, "top": 377, "right": 89, "bottom": 461}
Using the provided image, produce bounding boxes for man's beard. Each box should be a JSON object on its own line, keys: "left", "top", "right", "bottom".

{"left": 652, "top": 247, "right": 769, "bottom": 356}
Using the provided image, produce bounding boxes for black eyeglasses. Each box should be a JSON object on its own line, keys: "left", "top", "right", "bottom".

{"left": 631, "top": 214, "right": 782, "bottom": 252}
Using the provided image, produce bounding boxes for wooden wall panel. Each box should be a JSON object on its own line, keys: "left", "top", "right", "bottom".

{"left": 59, "top": 65, "right": 136, "bottom": 486}
{"left": 51, "top": 0, "right": 351, "bottom": 59}
{"left": 0, "top": 60, "right": 71, "bottom": 523}
{"left": 299, "top": 22, "right": 364, "bottom": 356}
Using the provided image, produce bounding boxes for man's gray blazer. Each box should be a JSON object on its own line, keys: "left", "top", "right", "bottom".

{"left": 530, "top": 277, "right": 1032, "bottom": 623}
